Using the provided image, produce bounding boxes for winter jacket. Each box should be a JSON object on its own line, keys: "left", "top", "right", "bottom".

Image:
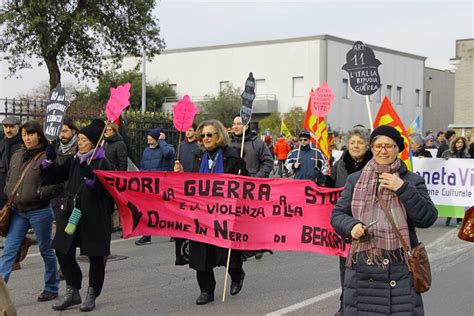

{"left": 4, "top": 145, "right": 63, "bottom": 212}
{"left": 273, "top": 138, "right": 291, "bottom": 161}
{"left": 441, "top": 149, "right": 470, "bottom": 159}
{"left": 177, "top": 139, "right": 199, "bottom": 172}
{"left": 328, "top": 149, "right": 373, "bottom": 188}
{"left": 140, "top": 140, "right": 175, "bottom": 171}
{"left": 436, "top": 141, "right": 449, "bottom": 157}
{"left": 51, "top": 148, "right": 113, "bottom": 256}
{"left": 0, "top": 133, "right": 21, "bottom": 200}
{"left": 285, "top": 144, "right": 329, "bottom": 180}
{"left": 230, "top": 131, "right": 273, "bottom": 178}
{"left": 413, "top": 146, "right": 433, "bottom": 158}
{"left": 188, "top": 146, "right": 247, "bottom": 272}
{"left": 104, "top": 134, "right": 128, "bottom": 171}
{"left": 331, "top": 160, "right": 438, "bottom": 315}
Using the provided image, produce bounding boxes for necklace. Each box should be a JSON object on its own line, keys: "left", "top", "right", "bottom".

{"left": 208, "top": 151, "right": 218, "bottom": 170}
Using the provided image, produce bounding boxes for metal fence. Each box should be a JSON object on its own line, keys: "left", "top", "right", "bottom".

{"left": 0, "top": 98, "right": 181, "bottom": 164}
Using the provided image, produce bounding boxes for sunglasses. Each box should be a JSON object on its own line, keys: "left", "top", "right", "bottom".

{"left": 299, "top": 138, "right": 309, "bottom": 142}
{"left": 200, "top": 132, "right": 218, "bottom": 139}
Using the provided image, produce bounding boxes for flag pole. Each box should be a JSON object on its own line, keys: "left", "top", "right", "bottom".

{"left": 365, "top": 95, "right": 374, "bottom": 132}
{"left": 176, "top": 132, "right": 182, "bottom": 161}
{"left": 223, "top": 125, "right": 246, "bottom": 302}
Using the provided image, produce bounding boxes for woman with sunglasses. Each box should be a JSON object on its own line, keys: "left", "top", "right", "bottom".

{"left": 284, "top": 130, "right": 328, "bottom": 184}
{"left": 174, "top": 119, "right": 247, "bottom": 305}
{"left": 331, "top": 125, "right": 437, "bottom": 315}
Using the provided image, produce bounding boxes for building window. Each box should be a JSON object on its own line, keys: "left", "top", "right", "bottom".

{"left": 425, "top": 91, "right": 432, "bottom": 108}
{"left": 219, "top": 81, "right": 230, "bottom": 92}
{"left": 396, "top": 86, "right": 403, "bottom": 104}
{"left": 386, "top": 85, "right": 392, "bottom": 101}
{"left": 377, "top": 85, "right": 383, "bottom": 102}
{"left": 292, "top": 76, "right": 304, "bottom": 97}
{"left": 416, "top": 89, "right": 421, "bottom": 107}
{"left": 256, "top": 79, "right": 266, "bottom": 95}
{"left": 342, "top": 78, "right": 349, "bottom": 99}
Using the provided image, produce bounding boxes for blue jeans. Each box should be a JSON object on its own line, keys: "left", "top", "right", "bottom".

{"left": 0, "top": 207, "right": 59, "bottom": 293}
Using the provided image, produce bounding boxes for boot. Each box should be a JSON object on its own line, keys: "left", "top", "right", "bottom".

{"left": 80, "top": 287, "right": 96, "bottom": 312}
{"left": 52, "top": 285, "right": 81, "bottom": 311}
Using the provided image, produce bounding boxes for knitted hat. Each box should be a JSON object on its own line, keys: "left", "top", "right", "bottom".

{"left": 370, "top": 125, "right": 405, "bottom": 151}
{"left": 423, "top": 135, "right": 434, "bottom": 143}
{"left": 79, "top": 119, "right": 105, "bottom": 147}
{"left": 148, "top": 128, "right": 163, "bottom": 141}
{"left": 411, "top": 135, "right": 423, "bottom": 146}
{"left": 298, "top": 130, "right": 311, "bottom": 139}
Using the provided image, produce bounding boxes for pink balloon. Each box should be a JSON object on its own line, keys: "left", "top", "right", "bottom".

{"left": 105, "top": 82, "right": 131, "bottom": 121}
{"left": 172, "top": 95, "right": 199, "bottom": 132}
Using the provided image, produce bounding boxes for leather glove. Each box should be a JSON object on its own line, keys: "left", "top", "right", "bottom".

{"left": 81, "top": 164, "right": 95, "bottom": 180}
{"left": 45, "top": 144, "right": 57, "bottom": 161}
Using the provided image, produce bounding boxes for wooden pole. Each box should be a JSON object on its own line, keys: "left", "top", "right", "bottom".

{"left": 176, "top": 132, "right": 183, "bottom": 161}
{"left": 87, "top": 122, "right": 108, "bottom": 165}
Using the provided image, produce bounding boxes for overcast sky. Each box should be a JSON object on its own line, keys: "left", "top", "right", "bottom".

{"left": 1, "top": 0, "right": 472, "bottom": 98}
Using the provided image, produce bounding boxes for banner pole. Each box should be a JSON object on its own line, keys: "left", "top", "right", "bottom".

{"left": 176, "top": 132, "right": 182, "bottom": 161}
{"left": 365, "top": 96, "right": 374, "bottom": 132}
{"left": 223, "top": 126, "right": 247, "bottom": 302}
{"left": 87, "top": 122, "right": 108, "bottom": 165}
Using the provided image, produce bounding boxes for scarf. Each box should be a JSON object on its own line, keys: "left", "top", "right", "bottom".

{"left": 348, "top": 158, "right": 409, "bottom": 267}
{"left": 59, "top": 134, "right": 78, "bottom": 154}
{"left": 199, "top": 148, "right": 224, "bottom": 174}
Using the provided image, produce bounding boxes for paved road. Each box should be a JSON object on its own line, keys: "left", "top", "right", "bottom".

{"left": 5, "top": 217, "right": 474, "bottom": 315}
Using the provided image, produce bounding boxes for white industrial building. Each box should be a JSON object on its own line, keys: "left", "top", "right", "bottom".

{"left": 121, "top": 34, "right": 426, "bottom": 132}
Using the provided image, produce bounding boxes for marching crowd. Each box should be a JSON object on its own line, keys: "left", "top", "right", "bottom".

{"left": 0, "top": 114, "right": 471, "bottom": 315}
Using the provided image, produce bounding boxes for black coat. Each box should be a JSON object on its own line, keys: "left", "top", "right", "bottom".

{"left": 331, "top": 160, "right": 438, "bottom": 315}
{"left": 0, "top": 134, "right": 21, "bottom": 200}
{"left": 327, "top": 150, "right": 373, "bottom": 188}
{"left": 104, "top": 134, "right": 128, "bottom": 171}
{"left": 52, "top": 154, "right": 113, "bottom": 256}
{"left": 188, "top": 146, "right": 247, "bottom": 272}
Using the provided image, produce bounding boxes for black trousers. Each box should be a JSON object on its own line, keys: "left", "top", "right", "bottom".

{"left": 56, "top": 246, "right": 106, "bottom": 297}
{"left": 339, "top": 256, "right": 346, "bottom": 307}
{"left": 196, "top": 266, "right": 244, "bottom": 294}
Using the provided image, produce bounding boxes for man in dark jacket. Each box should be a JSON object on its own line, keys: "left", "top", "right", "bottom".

{"left": 177, "top": 124, "right": 199, "bottom": 172}
{"left": 436, "top": 129, "right": 456, "bottom": 157}
{"left": 229, "top": 115, "right": 273, "bottom": 178}
{"left": 135, "top": 128, "right": 175, "bottom": 246}
{"left": 285, "top": 130, "right": 328, "bottom": 184}
{"left": 0, "top": 116, "right": 32, "bottom": 270}
{"left": 230, "top": 114, "right": 273, "bottom": 259}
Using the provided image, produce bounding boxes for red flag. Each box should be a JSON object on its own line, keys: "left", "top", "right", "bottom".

{"left": 373, "top": 97, "right": 412, "bottom": 170}
{"left": 303, "top": 91, "right": 330, "bottom": 162}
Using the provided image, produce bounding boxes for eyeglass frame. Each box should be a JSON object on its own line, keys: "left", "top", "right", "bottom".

{"left": 372, "top": 143, "right": 397, "bottom": 152}
{"left": 200, "top": 132, "right": 218, "bottom": 139}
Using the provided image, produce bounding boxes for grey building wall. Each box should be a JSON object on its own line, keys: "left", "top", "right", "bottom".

{"left": 451, "top": 39, "right": 474, "bottom": 125}
{"left": 423, "top": 67, "right": 455, "bottom": 134}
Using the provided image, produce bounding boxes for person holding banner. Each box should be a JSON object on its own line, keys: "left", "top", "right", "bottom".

{"left": 46, "top": 119, "right": 114, "bottom": 312}
{"left": 325, "top": 126, "right": 372, "bottom": 316}
{"left": 285, "top": 130, "right": 328, "bottom": 184}
{"left": 1, "top": 121, "right": 62, "bottom": 302}
{"left": 331, "top": 125, "right": 437, "bottom": 315}
{"left": 174, "top": 119, "right": 247, "bottom": 305}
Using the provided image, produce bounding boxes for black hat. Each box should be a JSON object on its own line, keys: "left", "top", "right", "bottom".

{"left": 370, "top": 125, "right": 405, "bottom": 151}
{"left": 148, "top": 128, "right": 163, "bottom": 141}
{"left": 79, "top": 119, "right": 105, "bottom": 147}
{"left": 298, "top": 130, "right": 311, "bottom": 139}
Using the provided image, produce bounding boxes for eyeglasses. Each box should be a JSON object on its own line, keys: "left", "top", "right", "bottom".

{"left": 200, "top": 132, "right": 218, "bottom": 139}
{"left": 372, "top": 143, "right": 397, "bottom": 152}
{"left": 299, "top": 138, "right": 309, "bottom": 142}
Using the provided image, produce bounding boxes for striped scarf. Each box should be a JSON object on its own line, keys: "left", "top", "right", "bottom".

{"left": 348, "top": 158, "right": 409, "bottom": 267}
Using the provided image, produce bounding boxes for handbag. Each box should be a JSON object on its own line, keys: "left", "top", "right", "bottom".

{"left": 0, "top": 151, "right": 44, "bottom": 237}
{"left": 458, "top": 206, "right": 474, "bottom": 242}
{"left": 377, "top": 191, "right": 432, "bottom": 293}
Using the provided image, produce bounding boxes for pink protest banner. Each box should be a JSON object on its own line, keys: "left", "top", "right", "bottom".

{"left": 172, "top": 95, "right": 199, "bottom": 132}
{"left": 96, "top": 171, "right": 348, "bottom": 257}
{"left": 310, "top": 82, "right": 335, "bottom": 117}
{"left": 105, "top": 82, "right": 131, "bottom": 122}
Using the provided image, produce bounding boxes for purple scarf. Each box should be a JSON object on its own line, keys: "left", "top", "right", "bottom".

{"left": 348, "top": 158, "right": 409, "bottom": 267}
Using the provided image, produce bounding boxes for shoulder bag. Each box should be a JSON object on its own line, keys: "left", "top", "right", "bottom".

{"left": 377, "top": 191, "right": 431, "bottom": 293}
{"left": 0, "top": 151, "right": 43, "bottom": 236}
{"left": 458, "top": 206, "right": 474, "bottom": 242}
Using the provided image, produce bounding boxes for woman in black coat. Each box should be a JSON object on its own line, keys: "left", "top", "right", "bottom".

{"left": 48, "top": 119, "right": 113, "bottom": 312}
{"left": 331, "top": 126, "right": 437, "bottom": 315}
{"left": 174, "top": 119, "right": 247, "bottom": 305}
{"left": 104, "top": 122, "right": 128, "bottom": 171}
{"left": 325, "top": 127, "right": 372, "bottom": 316}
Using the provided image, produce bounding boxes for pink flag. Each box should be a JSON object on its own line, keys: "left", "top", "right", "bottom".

{"left": 310, "top": 82, "right": 335, "bottom": 117}
{"left": 105, "top": 82, "right": 131, "bottom": 122}
{"left": 172, "top": 95, "right": 199, "bottom": 132}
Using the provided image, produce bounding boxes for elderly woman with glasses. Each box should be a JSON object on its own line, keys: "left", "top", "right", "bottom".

{"left": 174, "top": 119, "right": 247, "bottom": 305}
{"left": 284, "top": 130, "right": 329, "bottom": 183}
{"left": 331, "top": 125, "right": 437, "bottom": 315}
